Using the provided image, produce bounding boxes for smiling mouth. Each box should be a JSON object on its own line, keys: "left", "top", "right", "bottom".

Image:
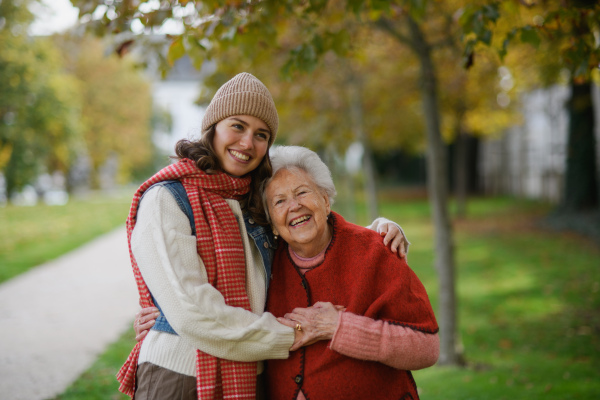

{"left": 290, "top": 215, "right": 311, "bottom": 226}
{"left": 229, "top": 150, "right": 250, "bottom": 162}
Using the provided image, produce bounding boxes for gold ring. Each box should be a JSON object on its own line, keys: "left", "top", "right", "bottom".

{"left": 295, "top": 323, "right": 302, "bottom": 332}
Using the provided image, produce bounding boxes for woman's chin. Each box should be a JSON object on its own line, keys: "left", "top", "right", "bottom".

{"left": 223, "top": 164, "right": 252, "bottom": 177}
{"left": 286, "top": 235, "right": 322, "bottom": 253}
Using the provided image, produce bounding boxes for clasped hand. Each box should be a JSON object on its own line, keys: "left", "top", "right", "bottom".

{"left": 277, "top": 301, "right": 346, "bottom": 352}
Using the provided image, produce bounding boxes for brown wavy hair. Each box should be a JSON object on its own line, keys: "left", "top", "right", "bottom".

{"left": 174, "top": 125, "right": 273, "bottom": 226}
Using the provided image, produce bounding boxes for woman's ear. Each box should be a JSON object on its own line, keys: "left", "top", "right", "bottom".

{"left": 272, "top": 227, "right": 279, "bottom": 239}
{"left": 323, "top": 192, "right": 331, "bottom": 216}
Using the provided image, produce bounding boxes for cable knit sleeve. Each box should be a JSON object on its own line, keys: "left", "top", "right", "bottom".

{"left": 329, "top": 311, "right": 439, "bottom": 370}
{"left": 131, "top": 186, "right": 294, "bottom": 362}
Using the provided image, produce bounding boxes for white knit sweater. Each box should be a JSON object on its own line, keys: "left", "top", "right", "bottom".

{"left": 131, "top": 185, "right": 295, "bottom": 376}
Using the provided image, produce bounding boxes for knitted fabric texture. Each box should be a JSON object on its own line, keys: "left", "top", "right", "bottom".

{"left": 201, "top": 72, "right": 278, "bottom": 143}
{"left": 266, "top": 212, "right": 438, "bottom": 400}
{"left": 117, "top": 158, "right": 257, "bottom": 400}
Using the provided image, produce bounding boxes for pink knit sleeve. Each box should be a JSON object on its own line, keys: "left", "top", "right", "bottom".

{"left": 329, "top": 311, "right": 439, "bottom": 370}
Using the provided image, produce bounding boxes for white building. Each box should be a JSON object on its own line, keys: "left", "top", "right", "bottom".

{"left": 147, "top": 55, "right": 215, "bottom": 154}
{"left": 480, "top": 85, "right": 600, "bottom": 204}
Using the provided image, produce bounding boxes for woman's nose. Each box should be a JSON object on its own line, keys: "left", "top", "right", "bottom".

{"left": 239, "top": 131, "right": 254, "bottom": 149}
{"left": 289, "top": 198, "right": 301, "bottom": 210}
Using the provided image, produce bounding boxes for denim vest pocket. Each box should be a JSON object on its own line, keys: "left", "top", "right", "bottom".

{"left": 150, "top": 294, "right": 178, "bottom": 335}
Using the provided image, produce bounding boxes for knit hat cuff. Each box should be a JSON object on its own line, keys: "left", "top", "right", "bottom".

{"left": 203, "top": 92, "right": 278, "bottom": 140}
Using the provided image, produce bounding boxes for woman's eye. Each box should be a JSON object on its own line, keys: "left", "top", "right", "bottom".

{"left": 256, "top": 132, "right": 269, "bottom": 140}
{"left": 232, "top": 124, "right": 243, "bottom": 130}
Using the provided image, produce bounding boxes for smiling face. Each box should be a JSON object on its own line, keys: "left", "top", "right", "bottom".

{"left": 212, "top": 115, "right": 271, "bottom": 177}
{"left": 266, "top": 168, "right": 332, "bottom": 258}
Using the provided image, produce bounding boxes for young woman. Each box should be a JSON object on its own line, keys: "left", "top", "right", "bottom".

{"left": 120, "top": 73, "right": 407, "bottom": 400}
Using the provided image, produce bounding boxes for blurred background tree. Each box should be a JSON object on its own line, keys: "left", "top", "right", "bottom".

{"left": 55, "top": 34, "right": 154, "bottom": 189}
{"left": 0, "top": 0, "right": 157, "bottom": 199}
{"left": 0, "top": 0, "right": 81, "bottom": 198}
{"left": 462, "top": 0, "right": 599, "bottom": 213}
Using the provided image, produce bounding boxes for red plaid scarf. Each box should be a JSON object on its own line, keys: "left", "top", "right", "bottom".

{"left": 117, "top": 158, "right": 258, "bottom": 399}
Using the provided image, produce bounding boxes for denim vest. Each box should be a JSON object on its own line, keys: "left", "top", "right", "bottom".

{"left": 139, "top": 180, "right": 276, "bottom": 336}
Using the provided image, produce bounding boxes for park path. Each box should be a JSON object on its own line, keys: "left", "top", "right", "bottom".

{"left": 0, "top": 226, "right": 139, "bottom": 400}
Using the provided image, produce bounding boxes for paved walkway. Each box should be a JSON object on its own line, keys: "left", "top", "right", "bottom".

{"left": 0, "top": 227, "right": 139, "bottom": 400}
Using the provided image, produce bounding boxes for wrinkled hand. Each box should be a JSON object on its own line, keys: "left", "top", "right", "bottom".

{"left": 278, "top": 302, "right": 345, "bottom": 351}
{"left": 378, "top": 223, "right": 407, "bottom": 259}
{"left": 134, "top": 307, "right": 160, "bottom": 342}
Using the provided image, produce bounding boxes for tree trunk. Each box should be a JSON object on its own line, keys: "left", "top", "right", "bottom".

{"left": 406, "top": 16, "right": 462, "bottom": 366}
{"left": 454, "top": 130, "right": 468, "bottom": 218}
{"left": 347, "top": 80, "right": 379, "bottom": 222}
{"left": 362, "top": 145, "right": 380, "bottom": 222}
{"left": 562, "top": 81, "right": 599, "bottom": 212}
{"left": 345, "top": 169, "right": 358, "bottom": 223}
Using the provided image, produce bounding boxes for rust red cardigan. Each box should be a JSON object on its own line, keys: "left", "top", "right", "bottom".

{"left": 265, "top": 212, "right": 438, "bottom": 400}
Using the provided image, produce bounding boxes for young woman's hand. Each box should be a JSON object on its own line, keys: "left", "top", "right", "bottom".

{"left": 377, "top": 222, "right": 407, "bottom": 258}
{"left": 278, "top": 302, "right": 345, "bottom": 351}
{"left": 134, "top": 307, "right": 160, "bottom": 342}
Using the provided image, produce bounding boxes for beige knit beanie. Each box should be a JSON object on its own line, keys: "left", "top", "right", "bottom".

{"left": 201, "top": 72, "right": 279, "bottom": 143}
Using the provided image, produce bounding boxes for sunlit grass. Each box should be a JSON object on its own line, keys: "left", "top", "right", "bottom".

{"left": 405, "top": 197, "right": 600, "bottom": 399}
{"left": 0, "top": 190, "right": 133, "bottom": 283}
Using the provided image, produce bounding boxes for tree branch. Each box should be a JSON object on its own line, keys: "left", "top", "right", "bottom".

{"left": 372, "top": 17, "right": 415, "bottom": 51}
{"left": 430, "top": 14, "right": 458, "bottom": 49}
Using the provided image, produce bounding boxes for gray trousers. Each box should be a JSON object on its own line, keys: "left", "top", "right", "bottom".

{"left": 135, "top": 362, "right": 266, "bottom": 400}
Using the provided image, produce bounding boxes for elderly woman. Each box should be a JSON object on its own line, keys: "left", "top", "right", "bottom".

{"left": 263, "top": 146, "right": 439, "bottom": 400}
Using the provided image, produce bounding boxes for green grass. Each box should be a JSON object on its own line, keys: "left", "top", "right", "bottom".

{"left": 51, "top": 329, "right": 136, "bottom": 400}
{"left": 55, "top": 194, "right": 600, "bottom": 399}
{"left": 0, "top": 190, "right": 133, "bottom": 283}
{"left": 405, "top": 199, "right": 600, "bottom": 399}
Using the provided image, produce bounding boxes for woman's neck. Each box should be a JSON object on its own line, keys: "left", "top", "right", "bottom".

{"left": 289, "top": 238, "right": 331, "bottom": 269}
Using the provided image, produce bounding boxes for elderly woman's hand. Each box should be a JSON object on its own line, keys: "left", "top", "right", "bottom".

{"left": 378, "top": 223, "right": 407, "bottom": 259}
{"left": 278, "top": 302, "right": 345, "bottom": 351}
{"left": 134, "top": 307, "right": 160, "bottom": 342}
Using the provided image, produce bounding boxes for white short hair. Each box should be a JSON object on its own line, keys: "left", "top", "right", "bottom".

{"left": 262, "top": 146, "right": 337, "bottom": 221}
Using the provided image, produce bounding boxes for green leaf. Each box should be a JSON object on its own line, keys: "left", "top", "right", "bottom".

{"left": 312, "top": 34, "right": 324, "bottom": 55}
{"left": 462, "top": 40, "right": 475, "bottom": 69}
{"left": 297, "top": 44, "right": 317, "bottom": 72}
{"left": 307, "top": 0, "right": 328, "bottom": 13}
{"left": 371, "top": 0, "right": 392, "bottom": 13}
{"left": 331, "top": 29, "right": 351, "bottom": 56}
{"left": 519, "top": 26, "right": 540, "bottom": 48}
{"left": 481, "top": 29, "right": 493, "bottom": 45}
{"left": 347, "top": 0, "right": 366, "bottom": 15}
{"left": 166, "top": 36, "right": 185, "bottom": 66}
{"left": 499, "top": 39, "right": 509, "bottom": 60}
{"left": 498, "top": 29, "right": 516, "bottom": 61}
{"left": 184, "top": 36, "right": 206, "bottom": 70}
{"left": 482, "top": 4, "right": 500, "bottom": 22}
{"left": 407, "top": 0, "right": 427, "bottom": 20}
